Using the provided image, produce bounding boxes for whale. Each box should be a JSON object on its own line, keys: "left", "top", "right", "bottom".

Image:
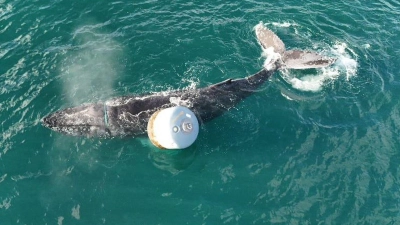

{"left": 42, "top": 23, "right": 336, "bottom": 137}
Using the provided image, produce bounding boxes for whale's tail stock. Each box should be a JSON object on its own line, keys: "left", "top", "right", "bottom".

{"left": 255, "top": 22, "right": 336, "bottom": 70}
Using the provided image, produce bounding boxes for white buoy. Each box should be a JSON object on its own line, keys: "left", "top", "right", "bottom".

{"left": 147, "top": 106, "right": 199, "bottom": 149}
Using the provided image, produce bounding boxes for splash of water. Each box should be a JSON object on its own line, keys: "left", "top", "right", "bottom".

{"left": 269, "top": 21, "right": 298, "bottom": 28}
{"left": 331, "top": 42, "right": 358, "bottom": 80}
{"left": 283, "top": 68, "right": 340, "bottom": 92}
{"left": 261, "top": 47, "right": 282, "bottom": 71}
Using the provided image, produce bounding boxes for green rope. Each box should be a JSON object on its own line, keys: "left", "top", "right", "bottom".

{"left": 104, "top": 103, "right": 109, "bottom": 127}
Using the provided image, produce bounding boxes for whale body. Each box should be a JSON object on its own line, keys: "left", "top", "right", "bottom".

{"left": 42, "top": 23, "right": 335, "bottom": 137}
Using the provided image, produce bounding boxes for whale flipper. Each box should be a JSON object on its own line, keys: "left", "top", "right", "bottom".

{"left": 255, "top": 23, "right": 336, "bottom": 69}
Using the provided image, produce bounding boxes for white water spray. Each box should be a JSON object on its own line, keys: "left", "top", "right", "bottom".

{"left": 60, "top": 24, "right": 124, "bottom": 105}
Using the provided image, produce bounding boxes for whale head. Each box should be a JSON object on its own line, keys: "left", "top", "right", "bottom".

{"left": 42, "top": 103, "right": 110, "bottom": 137}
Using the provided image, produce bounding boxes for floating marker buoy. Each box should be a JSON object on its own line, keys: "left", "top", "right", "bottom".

{"left": 147, "top": 106, "right": 199, "bottom": 149}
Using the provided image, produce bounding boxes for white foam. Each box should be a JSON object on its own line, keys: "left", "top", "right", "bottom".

{"left": 169, "top": 96, "right": 193, "bottom": 107}
{"left": 182, "top": 77, "right": 200, "bottom": 90}
{"left": 331, "top": 42, "right": 358, "bottom": 80}
{"left": 0, "top": 198, "right": 12, "bottom": 210}
{"left": 0, "top": 4, "right": 13, "bottom": 16}
{"left": 285, "top": 68, "right": 340, "bottom": 92}
{"left": 71, "top": 204, "right": 81, "bottom": 220}
{"left": 261, "top": 47, "right": 281, "bottom": 70}
{"left": 271, "top": 22, "right": 297, "bottom": 28}
{"left": 0, "top": 174, "right": 7, "bottom": 183}
{"left": 57, "top": 217, "right": 64, "bottom": 225}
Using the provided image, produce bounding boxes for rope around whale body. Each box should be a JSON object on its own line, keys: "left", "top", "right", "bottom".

{"left": 104, "top": 103, "right": 109, "bottom": 127}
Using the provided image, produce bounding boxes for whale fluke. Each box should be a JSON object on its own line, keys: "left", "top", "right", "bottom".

{"left": 255, "top": 23, "right": 286, "bottom": 54}
{"left": 255, "top": 22, "right": 336, "bottom": 69}
{"left": 283, "top": 50, "right": 337, "bottom": 69}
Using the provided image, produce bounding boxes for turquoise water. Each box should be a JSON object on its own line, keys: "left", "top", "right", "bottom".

{"left": 1, "top": 0, "right": 400, "bottom": 224}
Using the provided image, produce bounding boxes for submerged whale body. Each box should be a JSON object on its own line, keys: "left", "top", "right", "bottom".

{"left": 42, "top": 23, "right": 336, "bottom": 137}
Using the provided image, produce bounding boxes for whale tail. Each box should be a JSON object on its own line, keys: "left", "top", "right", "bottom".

{"left": 255, "top": 22, "right": 336, "bottom": 70}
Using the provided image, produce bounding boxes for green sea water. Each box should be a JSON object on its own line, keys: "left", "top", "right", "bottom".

{"left": 1, "top": 0, "right": 400, "bottom": 224}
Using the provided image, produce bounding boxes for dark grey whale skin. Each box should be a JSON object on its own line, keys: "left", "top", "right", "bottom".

{"left": 42, "top": 69, "right": 274, "bottom": 137}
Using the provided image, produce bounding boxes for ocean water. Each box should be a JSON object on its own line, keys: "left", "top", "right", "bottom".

{"left": 1, "top": 0, "right": 400, "bottom": 224}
